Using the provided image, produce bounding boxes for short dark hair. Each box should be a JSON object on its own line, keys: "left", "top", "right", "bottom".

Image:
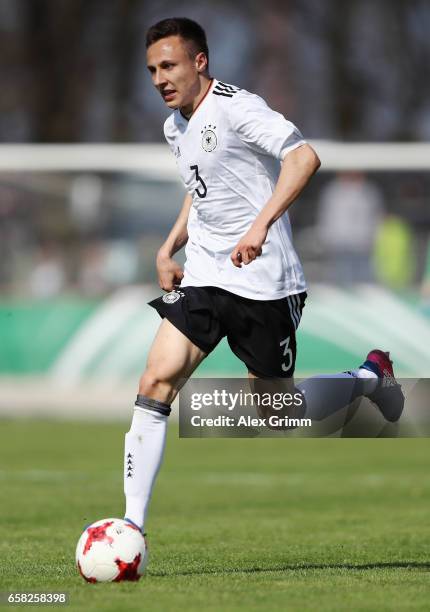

{"left": 146, "top": 17, "right": 209, "bottom": 67}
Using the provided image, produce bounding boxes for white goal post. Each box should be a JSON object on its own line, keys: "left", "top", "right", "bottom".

{"left": 0, "top": 142, "right": 429, "bottom": 175}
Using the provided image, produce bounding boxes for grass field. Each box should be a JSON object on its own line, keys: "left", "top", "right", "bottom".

{"left": 0, "top": 420, "right": 429, "bottom": 611}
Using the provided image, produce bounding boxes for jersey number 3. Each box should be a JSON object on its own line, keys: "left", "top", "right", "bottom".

{"left": 190, "top": 165, "right": 207, "bottom": 198}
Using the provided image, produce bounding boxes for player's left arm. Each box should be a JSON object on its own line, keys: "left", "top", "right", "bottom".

{"left": 231, "top": 143, "right": 320, "bottom": 267}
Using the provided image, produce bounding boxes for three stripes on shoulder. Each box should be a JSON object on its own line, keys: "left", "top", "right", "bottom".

{"left": 213, "top": 82, "right": 241, "bottom": 98}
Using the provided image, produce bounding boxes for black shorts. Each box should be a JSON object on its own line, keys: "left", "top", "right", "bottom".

{"left": 148, "top": 286, "right": 307, "bottom": 378}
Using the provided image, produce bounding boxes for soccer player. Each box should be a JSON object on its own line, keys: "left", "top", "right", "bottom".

{"left": 123, "top": 18, "right": 404, "bottom": 532}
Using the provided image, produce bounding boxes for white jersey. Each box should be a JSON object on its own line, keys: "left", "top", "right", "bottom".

{"left": 163, "top": 78, "right": 307, "bottom": 300}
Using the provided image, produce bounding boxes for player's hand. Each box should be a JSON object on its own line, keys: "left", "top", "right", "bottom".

{"left": 230, "top": 224, "right": 268, "bottom": 268}
{"left": 156, "top": 253, "right": 184, "bottom": 291}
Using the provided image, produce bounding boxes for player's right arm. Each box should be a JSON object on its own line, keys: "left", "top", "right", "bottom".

{"left": 156, "top": 192, "right": 192, "bottom": 291}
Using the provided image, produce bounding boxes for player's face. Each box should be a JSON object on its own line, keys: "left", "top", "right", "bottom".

{"left": 147, "top": 36, "right": 205, "bottom": 110}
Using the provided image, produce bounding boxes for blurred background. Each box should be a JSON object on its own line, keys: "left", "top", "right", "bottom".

{"left": 1, "top": 0, "right": 430, "bottom": 417}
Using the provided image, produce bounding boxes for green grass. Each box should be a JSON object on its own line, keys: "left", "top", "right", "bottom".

{"left": 0, "top": 420, "right": 429, "bottom": 611}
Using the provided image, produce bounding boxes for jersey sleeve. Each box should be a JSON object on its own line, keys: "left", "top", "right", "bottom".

{"left": 227, "top": 91, "right": 306, "bottom": 160}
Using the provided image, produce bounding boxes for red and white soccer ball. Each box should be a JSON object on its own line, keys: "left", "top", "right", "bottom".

{"left": 75, "top": 518, "right": 148, "bottom": 583}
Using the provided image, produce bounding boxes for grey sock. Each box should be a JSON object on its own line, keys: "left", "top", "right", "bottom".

{"left": 296, "top": 373, "right": 364, "bottom": 421}
{"left": 135, "top": 395, "right": 171, "bottom": 417}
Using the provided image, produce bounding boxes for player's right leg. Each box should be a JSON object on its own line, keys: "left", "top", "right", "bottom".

{"left": 124, "top": 319, "right": 207, "bottom": 531}
{"left": 138, "top": 317, "right": 207, "bottom": 404}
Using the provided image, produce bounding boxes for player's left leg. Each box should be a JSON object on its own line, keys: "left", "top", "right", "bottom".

{"left": 288, "top": 350, "right": 404, "bottom": 423}
{"left": 227, "top": 292, "right": 404, "bottom": 425}
{"left": 227, "top": 291, "right": 305, "bottom": 426}
{"left": 247, "top": 373, "right": 299, "bottom": 429}
{"left": 249, "top": 352, "right": 403, "bottom": 426}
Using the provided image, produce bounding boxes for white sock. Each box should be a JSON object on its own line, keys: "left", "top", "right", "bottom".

{"left": 124, "top": 406, "right": 168, "bottom": 530}
{"left": 351, "top": 367, "right": 378, "bottom": 394}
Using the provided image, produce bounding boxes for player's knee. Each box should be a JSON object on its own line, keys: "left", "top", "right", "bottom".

{"left": 138, "top": 369, "right": 162, "bottom": 396}
{"left": 138, "top": 369, "right": 175, "bottom": 403}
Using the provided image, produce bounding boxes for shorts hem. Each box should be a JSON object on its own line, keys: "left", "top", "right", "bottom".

{"left": 245, "top": 366, "right": 295, "bottom": 379}
{"left": 148, "top": 300, "right": 212, "bottom": 355}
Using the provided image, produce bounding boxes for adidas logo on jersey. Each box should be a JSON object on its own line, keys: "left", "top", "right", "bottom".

{"left": 212, "top": 81, "right": 240, "bottom": 98}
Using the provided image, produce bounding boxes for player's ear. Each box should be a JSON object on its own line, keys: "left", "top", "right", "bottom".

{"left": 195, "top": 51, "right": 208, "bottom": 73}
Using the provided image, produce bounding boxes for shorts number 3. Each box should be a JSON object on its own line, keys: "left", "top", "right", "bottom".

{"left": 280, "top": 336, "right": 293, "bottom": 372}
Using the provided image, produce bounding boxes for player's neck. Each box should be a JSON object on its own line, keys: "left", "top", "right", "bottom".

{"left": 180, "top": 76, "right": 213, "bottom": 119}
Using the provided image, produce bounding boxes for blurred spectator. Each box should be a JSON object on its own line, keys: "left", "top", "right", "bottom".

{"left": 76, "top": 242, "right": 109, "bottom": 297}
{"left": 0, "top": 185, "right": 31, "bottom": 293}
{"left": 316, "top": 172, "right": 384, "bottom": 284}
{"left": 69, "top": 174, "right": 104, "bottom": 233}
{"left": 420, "top": 238, "right": 430, "bottom": 311}
{"left": 374, "top": 216, "right": 415, "bottom": 289}
{"left": 77, "top": 239, "right": 139, "bottom": 296}
{"left": 28, "top": 242, "right": 66, "bottom": 298}
{"left": 103, "top": 240, "right": 139, "bottom": 287}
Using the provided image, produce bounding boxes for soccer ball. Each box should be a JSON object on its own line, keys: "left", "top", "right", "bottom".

{"left": 75, "top": 518, "right": 148, "bottom": 583}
